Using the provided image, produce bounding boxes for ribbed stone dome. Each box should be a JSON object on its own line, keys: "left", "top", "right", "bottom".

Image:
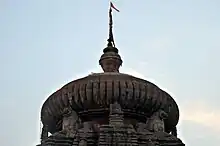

{"left": 40, "top": 9, "right": 180, "bottom": 136}
{"left": 41, "top": 72, "right": 179, "bottom": 134}
{"left": 37, "top": 5, "right": 185, "bottom": 146}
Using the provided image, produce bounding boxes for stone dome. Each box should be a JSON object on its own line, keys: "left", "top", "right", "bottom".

{"left": 40, "top": 11, "right": 180, "bottom": 136}
{"left": 41, "top": 72, "right": 179, "bottom": 134}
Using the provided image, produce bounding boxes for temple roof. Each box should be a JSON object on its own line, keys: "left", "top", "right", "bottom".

{"left": 40, "top": 3, "right": 180, "bottom": 135}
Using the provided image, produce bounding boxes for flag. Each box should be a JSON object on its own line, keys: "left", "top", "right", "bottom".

{"left": 110, "top": 2, "right": 120, "bottom": 12}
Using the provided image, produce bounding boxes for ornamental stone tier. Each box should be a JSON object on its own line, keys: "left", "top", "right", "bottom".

{"left": 37, "top": 3, "right": 185, "bottom": 146}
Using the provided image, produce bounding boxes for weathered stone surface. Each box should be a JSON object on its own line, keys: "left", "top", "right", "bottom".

{"left": 146, "top": 110, "right": 168, "bottom": 133}
{"left": 37, "top": 8, "right": 184, "bottom": 145}
{"left": 41, "top": 73, "right": 179, "bottom": 134}
{"left": 38, "top": 103, "right": 184, "bottom": 146}
{"left": 40, "top": 134, "right": 74, "bottom": 146}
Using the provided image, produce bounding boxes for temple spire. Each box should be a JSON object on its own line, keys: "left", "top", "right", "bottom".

{"left": 99, "top": 2, "right": 122, "bottom": 72}
{"left": 108, "top": 4, "right": 115, "bottom": 47}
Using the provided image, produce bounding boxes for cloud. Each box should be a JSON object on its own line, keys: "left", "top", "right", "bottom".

{"left": 122, "top": 68, "right": 219, "bottom": 132}
{"left": 118, "top": 68, "right": 220, "bottom": 135}
{"left": 180, "top": 120, "right": 220, "bottom": 146}
{"left": 121, "top": 68, "right": 220, "bottom": 144}
{"left": 181, "top": 101, "right": 220, "bottom": 132}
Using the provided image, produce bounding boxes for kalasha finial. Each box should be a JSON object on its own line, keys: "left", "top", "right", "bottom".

{"left": 99, "top": 2, "right": 122, "bottom": 73}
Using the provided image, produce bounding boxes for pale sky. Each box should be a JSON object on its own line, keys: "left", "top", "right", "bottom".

{"left": 1, "top": 0, "right": 220, "bottom": 146}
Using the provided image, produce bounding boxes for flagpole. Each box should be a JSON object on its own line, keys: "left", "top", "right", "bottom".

{"left": 107, "top": 2, "right": 115, "bottom": 47}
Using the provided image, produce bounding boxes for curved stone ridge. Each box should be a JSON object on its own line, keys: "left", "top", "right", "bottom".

{"left": 41, "top": 73, "right": 179, "bottom": 134}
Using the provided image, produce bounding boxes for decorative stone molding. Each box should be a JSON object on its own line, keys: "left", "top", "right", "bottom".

{"left": 146, "top": 110, "right": 168, "bottom": 133}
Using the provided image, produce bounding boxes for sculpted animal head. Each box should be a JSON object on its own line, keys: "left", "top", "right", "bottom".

{"left": 151, "top": 109, "right": 168, "bottom": 120}
{"left": 62, "top": 108, "right": 80, "bottom": 130}
{"left": 145, "top": 110, "right": 168, "bottom": 132}
{"left": 159, "top": 110, "right": 168, "bottom": 120}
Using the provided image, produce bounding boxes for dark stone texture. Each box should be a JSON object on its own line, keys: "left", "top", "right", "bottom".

{"left": 41, "top": 73, "right": 179, "bottom": 134}
{"left": 38, "top": 53, "right": 184, "bottom": 146}
{"left": 38, "top": 72, "right": 185, "bottom": 145}
{"left": 37, "top": 103, "right": 184, "bottom": 146}
{"left": 37, "top": 4, "right": 185, "bottom": 145}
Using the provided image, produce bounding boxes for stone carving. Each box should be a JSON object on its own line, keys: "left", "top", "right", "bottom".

{"left": 76, "top": 121, "right": 100, "bottom": 145}
{"left": 79, "top": 139, "right": 87, "bottom": 146}
{"left": 62, "top": 107, "right": 81, "bottom": 137}
{"left": 51, "top": 107, "right": 81, "bottom": 139}
{"left": 110, "top": 101, "right": 123, "bottom": 114}
{"left": 136, "top": 123, "right": 183, "bottom": 145}
{"left": 136, "top": 122, "right": 155, "bottom": 144}
{"left": 146, "top": 110, "right": 168, "bottom": 132}
{"left": 124, "top": 124, "right": 138, "bottom": 145}
{"left": 82, "top": 121, "right": 100, "bottom": 133}
{"left": 154, "top": 131, "right": 182, "bottom": 143}
{"left": 136, "top": 123, "right": 150, "bottom": 134}
{"left": 109, "top": 102, "right": 124, "bottom": 127}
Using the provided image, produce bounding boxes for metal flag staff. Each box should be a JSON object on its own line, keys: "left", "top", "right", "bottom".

{"left": 107, "top": 2, "right": 120, "bottom": 47}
